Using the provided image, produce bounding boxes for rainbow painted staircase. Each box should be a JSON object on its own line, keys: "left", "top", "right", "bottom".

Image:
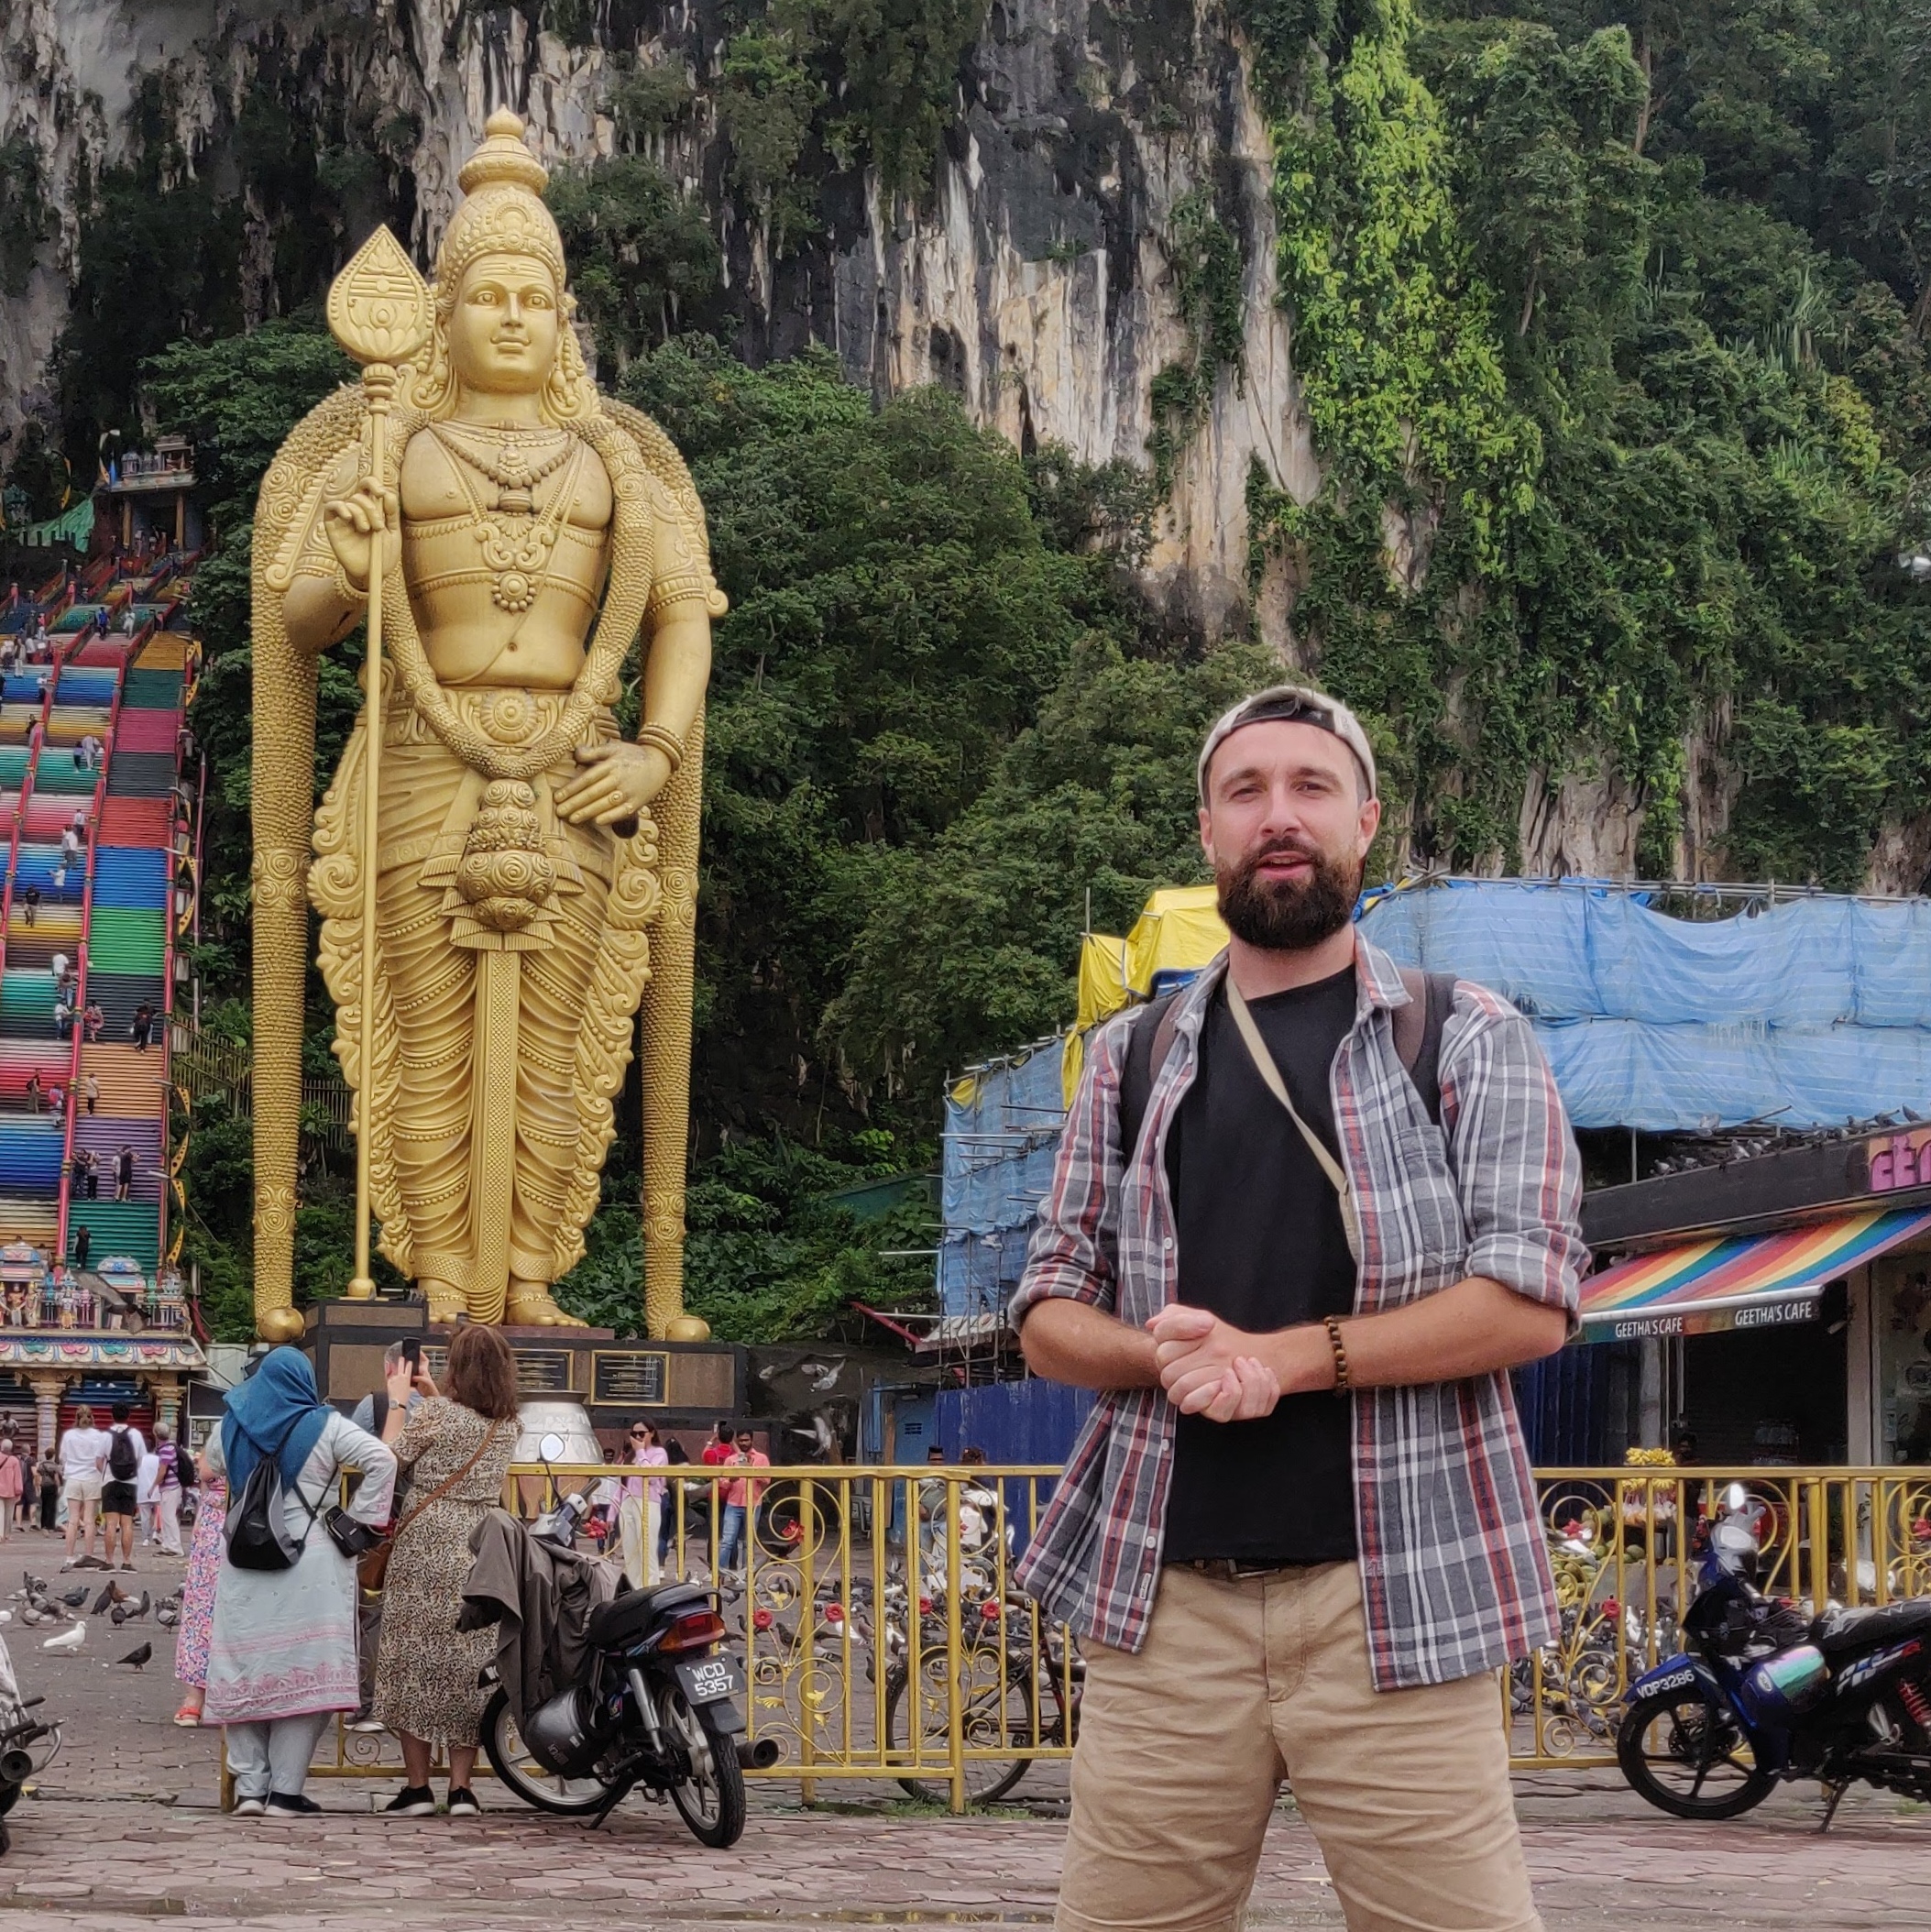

{"left": 0, "top": 559, "right": 191, "bottom": 1280}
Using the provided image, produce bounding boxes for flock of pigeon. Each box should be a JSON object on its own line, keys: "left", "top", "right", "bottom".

{"left": 7, "top": 1572, "right": 174, "bottom": 1670}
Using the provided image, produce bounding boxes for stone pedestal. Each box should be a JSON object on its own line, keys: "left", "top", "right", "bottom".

{"left": 303, "top": 1299, "right": 744, "bottom": 1436}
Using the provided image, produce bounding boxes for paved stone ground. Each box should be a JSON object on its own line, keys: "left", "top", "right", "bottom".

{"left": 0, "top": 1529, "right": 1923, "bottom": 1929}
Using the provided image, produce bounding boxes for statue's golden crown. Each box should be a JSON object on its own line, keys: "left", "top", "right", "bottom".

{"left": 436, "top": 109, "right": 566, "bottom": 295}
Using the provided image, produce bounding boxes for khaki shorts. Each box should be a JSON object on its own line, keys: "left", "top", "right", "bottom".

{"left": 62, "top": 1476, "right": 102, "bottom": 1506}
{"left": 1057, "top": 1561, "right": 1540, "bottom": 1932}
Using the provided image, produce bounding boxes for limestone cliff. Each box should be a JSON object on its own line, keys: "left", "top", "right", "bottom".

{"left": 6, "top": 1, "right": 1915, "bottom": 889}
{"left": 0, "top": 0, "right": 1306, "bottom": 628}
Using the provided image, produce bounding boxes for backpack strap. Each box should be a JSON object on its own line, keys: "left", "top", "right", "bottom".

{"left": 1116, "top": 992, "right": 1183, "bottom": 1165}
{"left": 1390, "top": 967, "right": 1456, "bottom": 1125}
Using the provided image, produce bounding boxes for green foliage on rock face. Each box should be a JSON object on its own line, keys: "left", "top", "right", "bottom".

{"left": 0, "top": 137, "right": 51, "bottom": 298}
{"left": 791, "top": 0, "right": 988, "bottom": 195}
{"left": 1148, "top": 190, "right": 1250, "bottom": 491}
{"left": 2, "top": 420, "right": 74, "bottom": 524}
{"left": 1234, "top": 0, "right": 1931, "bottom": 884}
{"left": 547, "top": 159, "right": 723, "bottom": 371}
{"left": 606, "top": 52, "right": 698, "bottom": 147}
{"left": 719, "top": 26, "right": 823, "bottom": 251}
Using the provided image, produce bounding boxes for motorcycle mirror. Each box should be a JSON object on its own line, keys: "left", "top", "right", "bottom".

{"left": 1724, "top": 1481, "right": 1749, "bottom": 1513}
{"left": 537, "top": 1432, "right": 566, "bottom": 1465}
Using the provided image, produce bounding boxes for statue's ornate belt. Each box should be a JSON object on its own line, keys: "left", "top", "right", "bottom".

{"left": 381, "top": 684, "right": 616, "bottom": 753}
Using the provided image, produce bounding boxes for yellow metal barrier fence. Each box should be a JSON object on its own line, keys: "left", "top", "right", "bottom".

{"left": 293, "top": 1462, "right": 1931, "bottom": 1808}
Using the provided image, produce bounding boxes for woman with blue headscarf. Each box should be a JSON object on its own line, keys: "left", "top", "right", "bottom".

{"left": 200, "top": 1346, "right": 395, "bottom": 1817}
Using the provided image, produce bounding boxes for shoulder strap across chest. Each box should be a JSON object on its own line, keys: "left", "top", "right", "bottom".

{"left": 1114, "top": 961, "right": 1456, "bottom": 1163}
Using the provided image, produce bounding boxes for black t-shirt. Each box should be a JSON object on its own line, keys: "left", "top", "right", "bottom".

{"left": 1160, "top": 968, "right": 1360, "bottom": 1566}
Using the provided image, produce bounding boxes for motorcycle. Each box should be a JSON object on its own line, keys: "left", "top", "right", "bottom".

{"left": 1618, "top": 1481, "right": 1931, "bottom": 1826}
{"left": 0, "top": 1630, "right": 58, "bottom": 1856}
{"left": 480, "top": 1434, "right": 777, "bottom": 1845}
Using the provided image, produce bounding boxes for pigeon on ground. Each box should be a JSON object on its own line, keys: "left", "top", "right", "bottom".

{"left": 20, "top": 1609, "right": 42, "bottom": 1628}
{"left": 89, "top": 1585, "right": 117, "bottom": 1616}
{"left": 110, "top": 1605, "right": 127, "bottom": 1625}
{"left": 21, "top": 1574, "right": 42, "bottom": 1597}
{"left": 114, "top": 1642, "right": 151, "bottom": 1670}
{"left": 155, "top": 1605, "right": 178, "bottom": 1629}
{"left": 58, "top": 1586, "right": 87, "bottom": 1608}
{"left": 126, "top": 1591, "right": 149, "bottom": 1619}
{"left": 41, "top": 1623, "right": 82, "bottom": 1651}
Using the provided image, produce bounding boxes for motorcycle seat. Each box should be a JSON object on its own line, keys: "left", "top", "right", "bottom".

{"left": 587, "top": 1580, "right": 713, "bottom": 1652}
{"left": 1808, "top": 1598, "right": 1931, "bottom": 1657}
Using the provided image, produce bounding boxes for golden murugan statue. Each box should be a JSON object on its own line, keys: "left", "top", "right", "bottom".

{"left": 248, "top": 111, "right": 719, "bottom": 1339}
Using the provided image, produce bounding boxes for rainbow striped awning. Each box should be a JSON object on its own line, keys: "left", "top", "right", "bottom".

{"left": 1578, "top": 1207, "right": 1931, "bottom": 1344}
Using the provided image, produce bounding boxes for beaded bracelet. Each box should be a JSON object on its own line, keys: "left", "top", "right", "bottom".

{"left": 1322, "top": 1314, "right": 1352, "bottom": 1395}
{"left": 637, "top": 720, "right": 685, "bottom": 770}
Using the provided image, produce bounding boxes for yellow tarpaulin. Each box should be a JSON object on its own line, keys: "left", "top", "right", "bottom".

{"left": 1062, "top": 884, "right": 1228, "bottom": 1103}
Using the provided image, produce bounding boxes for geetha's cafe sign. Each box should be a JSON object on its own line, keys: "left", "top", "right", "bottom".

{"left": 1869, "top": 1126, "right": 1931, "bottom": 1192}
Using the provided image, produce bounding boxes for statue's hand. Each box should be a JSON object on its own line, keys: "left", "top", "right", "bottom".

{"left": 321, "top": 480, "right": 399, "bottom": 596}
{"left": 555, "top": 740, "right": 673, "bottom": 827}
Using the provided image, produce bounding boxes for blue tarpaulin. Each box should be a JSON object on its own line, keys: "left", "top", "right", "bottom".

{"left": 1361, "top": 882, "right": 1931, "bottom": 1131}
{"left": 940, "top": 1045, "right": 1064, "bottom": 1318}
{"left": 935, "top": 881, "right": 1931, "bottom": 1334}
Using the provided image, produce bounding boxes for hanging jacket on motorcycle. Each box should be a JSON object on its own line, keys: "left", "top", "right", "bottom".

{"left": 460, "top": 1508, "right": 623, "bottom": 1732}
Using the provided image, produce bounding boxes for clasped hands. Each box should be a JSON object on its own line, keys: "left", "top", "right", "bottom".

{"left": 1148, "top": 1306, "right": 1333, "bottom": 1423}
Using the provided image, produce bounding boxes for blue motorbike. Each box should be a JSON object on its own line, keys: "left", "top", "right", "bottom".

{"left": 1618, "top": 1484, "right": 1931, "bottom": 1826}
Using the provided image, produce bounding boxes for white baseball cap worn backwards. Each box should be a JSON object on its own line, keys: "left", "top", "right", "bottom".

{"left": 1197, "top": 684, "right": 1378, "bottom": 802}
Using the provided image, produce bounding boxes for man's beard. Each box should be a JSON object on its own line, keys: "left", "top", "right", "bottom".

{"left": 1216, "top": 840, "right": 1361, "bottom": 952}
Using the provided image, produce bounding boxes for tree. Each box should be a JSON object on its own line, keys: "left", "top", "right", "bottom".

{"left": 828, "top": 631, "right": 1277, "bottom": 1092}
{"left": 142, "top": 318, "right": 358, "bottom": 928}
{"left": 620, "top": 335, "right": 1125, "bottom": 1136}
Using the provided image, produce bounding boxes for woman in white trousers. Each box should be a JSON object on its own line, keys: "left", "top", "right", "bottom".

{"left": 152, "top": 1422, "right": 184, "bottom": 1557}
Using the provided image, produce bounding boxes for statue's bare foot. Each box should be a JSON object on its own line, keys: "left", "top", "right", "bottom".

{"left": 420, "top": 1279, "right": 465, "bottom": 1324}
{"left": 505, "top": 1280, "right": 587, "bottom": 1327}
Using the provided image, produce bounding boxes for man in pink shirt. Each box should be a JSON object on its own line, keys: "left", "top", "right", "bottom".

{"left": 718, "top": 1429, "right": 769, "bottom": 1576}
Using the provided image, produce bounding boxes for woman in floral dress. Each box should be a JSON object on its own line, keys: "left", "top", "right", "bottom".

{"left": 372, "top": 1325, "right": 520, "bottom": 1817}
{"left": 172, "top": 1461, "right": 225, "bottom": 1725}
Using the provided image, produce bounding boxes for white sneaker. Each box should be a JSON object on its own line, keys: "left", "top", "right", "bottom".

{"left": 232, "top": 1795, "right": 266, "bottom": 1817}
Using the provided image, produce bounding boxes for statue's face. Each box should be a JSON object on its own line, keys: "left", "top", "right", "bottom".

{"left": 448, "top": 251, "right": 562, "bottom": 397}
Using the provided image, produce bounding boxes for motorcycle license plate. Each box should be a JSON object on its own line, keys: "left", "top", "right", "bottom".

{"left": 675, "top": 1655, "right": 743, "bottom": 1707}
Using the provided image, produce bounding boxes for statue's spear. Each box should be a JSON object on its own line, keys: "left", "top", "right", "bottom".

{"left": 324, "top": 228, "right": 433, "bottom": 1301}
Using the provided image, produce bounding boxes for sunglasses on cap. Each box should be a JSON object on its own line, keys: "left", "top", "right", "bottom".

{"left": 1239, "top": 692, "right": 1338, "bottom": 734}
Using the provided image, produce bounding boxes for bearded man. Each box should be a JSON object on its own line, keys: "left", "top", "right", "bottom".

{"left": 1011, "top": 686, "right": 1586, "bottom": 1932}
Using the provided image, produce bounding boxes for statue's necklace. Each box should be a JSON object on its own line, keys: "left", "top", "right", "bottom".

{"left": 433, "top": 421, "right": 576, "bottom": 511}
{"left": 430, "top": 423, "right": 586, "bottom": 615}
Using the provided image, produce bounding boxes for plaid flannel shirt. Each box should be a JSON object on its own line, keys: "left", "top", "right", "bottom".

{"left": 1009, "top": 937, "right": 1585, "bottom": 1690}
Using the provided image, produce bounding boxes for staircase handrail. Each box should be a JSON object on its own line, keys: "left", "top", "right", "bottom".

{"left": 54, "top": 862, "right": 90, "bottom": 1268}
{"left": 98, "top": 640, "right": 127, "bottom": 837}
{"left": 53, "top": 631, "right": 128, "bottom": 1265}
{"left": 0, "top": 810, "right": 20, "bottom": 997}
{"left": 157, "top": 650, "right": 184, "bottom": 1268}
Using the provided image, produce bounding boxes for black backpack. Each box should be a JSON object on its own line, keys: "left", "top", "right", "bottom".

{"left": 106, "top": 1426, "right": 139, "bottom": 1482}
{"left": 1116, "top": 967, "right": 1458, "bottom": 1162}
{"left": 223, "top": 1420, "right": 322, "bottom": 1572}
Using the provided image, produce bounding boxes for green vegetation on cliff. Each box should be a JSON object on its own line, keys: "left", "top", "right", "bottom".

{"left": 1232, "top": 0, "right": 1931, "bottom": 882}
